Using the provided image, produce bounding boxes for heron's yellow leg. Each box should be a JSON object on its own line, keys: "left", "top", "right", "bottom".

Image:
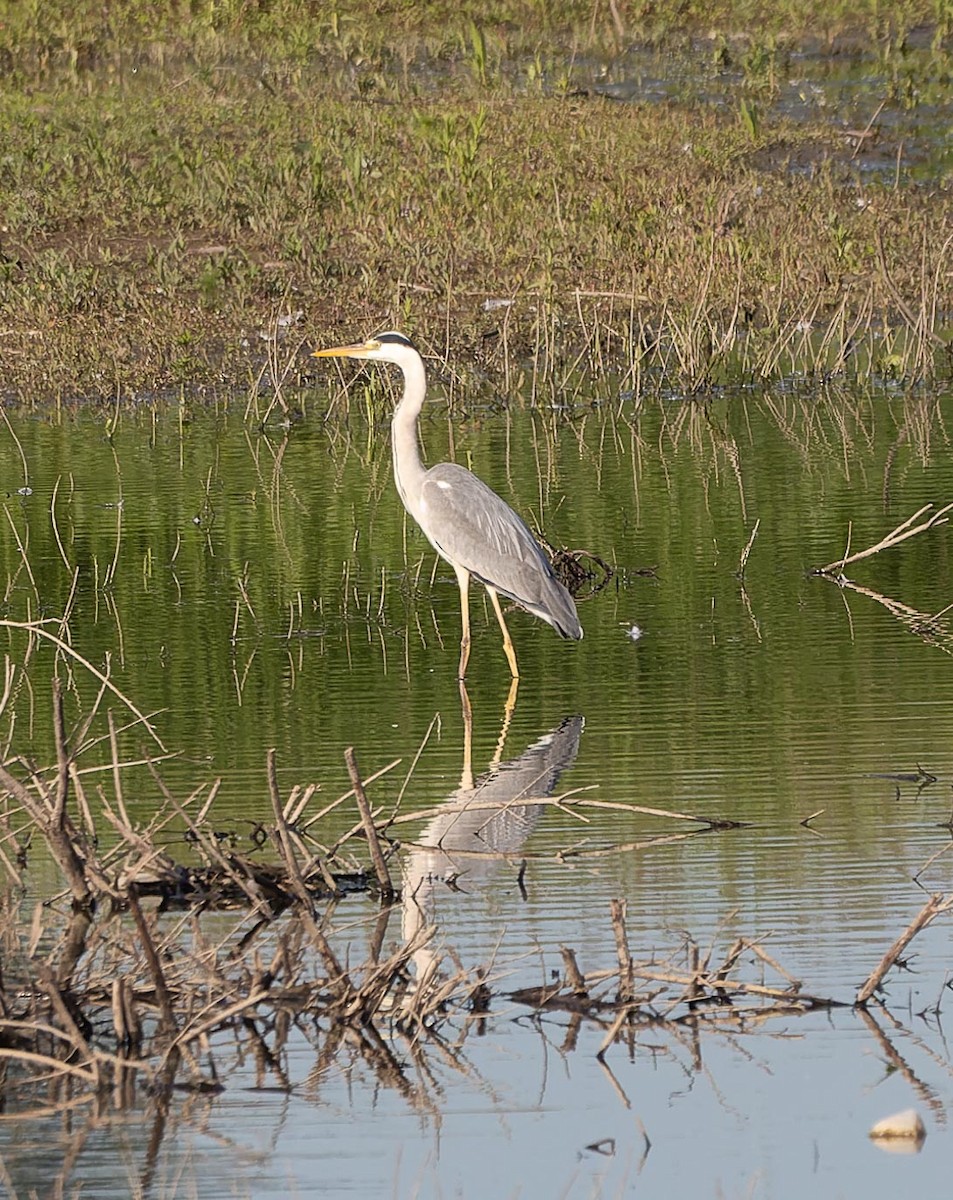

{"left": 455, "top": 565, "right": 471, "bottom": 679}
{"left": 487, "top": 586, "right": 519, "bottom": 679}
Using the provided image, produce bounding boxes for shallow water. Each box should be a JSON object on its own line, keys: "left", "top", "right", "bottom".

{"left": 576, "top": 34, "right": 952, "bottom": 181}
{"left": 3, "top": 380, "right": 953, "bottom": 1197}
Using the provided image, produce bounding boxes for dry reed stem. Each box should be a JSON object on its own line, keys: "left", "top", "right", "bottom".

{"left": 914, "top": 839, "right": 953, "bottom": 884}
{"left": 634, "top": 966, "right": 831, "bottom": 1008}
{"left": 349, "top": 923, "right": 437, "bottom": 1026}
{"left": 345, "top": 746, "right": 395, "bottom": 898}
{"left": 0, "top": 682, "right": 93, "bottom": 907}
{"left": 144, "top": 760, "right": 274, "bottom": 915}
{"left": 126, "top": 890, "right": 179, "bottom": 1038}
{"left": 0, "top": 620, "right": 164, "bottom": 748}
{"left": 266, "top": 748, "right": 353, "bottom": 991}
{"left": 388, "top": 793, "right": 733, "bottom": 830}
{"left": 747, "top": 940, "right": 802, "bottom": 989}
{"left": 875, "top": 228, "right": 948, "bottom": 353}
{"left": 0, "top": 703, "right": 459, "bottom": 1109}
{"left": 302, "top": 756, "right": 401, "bottom": 832}
{"left": 37, "top": 971, "right": 95, "bottom": 1076}
{"left": 267, "top": 747, "right": 316, "bottom": 910}
{"left": 171, "top": 987, "right": 275, "bottom": 1052}
{"left": 0, "top": 1046, "right": 98, "bottom": 1085}
{"left": 111, "top": 975, "right": 141, "bottom": 1052}
{"left": 0, "top": 762, "right": 92, "bottom": 904}
{"left": 554, "top": 828, "right": 713, "bottom": 862}
{"left": 610, "top": 899, "right": 634, "bottom": 1003}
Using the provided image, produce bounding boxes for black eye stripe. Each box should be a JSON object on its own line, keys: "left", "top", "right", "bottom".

{"left": 374, "top": 331, "right": 415, "bottom": 349}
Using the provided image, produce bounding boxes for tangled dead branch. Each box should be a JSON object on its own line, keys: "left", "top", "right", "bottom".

{"left": 0, "top": 678, "right": 950, "bottom": 1122}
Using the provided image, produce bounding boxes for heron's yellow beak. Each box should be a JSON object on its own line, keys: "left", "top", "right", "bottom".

{"left": 311, "top": 339, "right": 379, "bottom": 360}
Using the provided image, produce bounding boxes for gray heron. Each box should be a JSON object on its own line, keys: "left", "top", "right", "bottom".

{"left": 312, "top": 331, "right": 582, "bottom": 678}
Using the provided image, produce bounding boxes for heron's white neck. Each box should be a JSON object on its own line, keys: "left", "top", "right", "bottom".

{"left": 390, "top": 350, "right": 428, "bottom": 521}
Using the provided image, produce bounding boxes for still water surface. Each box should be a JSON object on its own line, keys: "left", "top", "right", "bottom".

{"left": 3, "top": 380, "right": 953, "bottom": 1197}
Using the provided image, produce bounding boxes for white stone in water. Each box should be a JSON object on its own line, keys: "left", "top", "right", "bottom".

{"left": 869, "top": 1109, "right": 926, "bottom": 1143}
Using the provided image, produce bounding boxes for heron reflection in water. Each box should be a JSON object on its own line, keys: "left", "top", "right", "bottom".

{"left": 312, "top": 332, "right": 582, "bottom": 678}
{"left": 401, "top": 685, "right": 584, "bottom": 974}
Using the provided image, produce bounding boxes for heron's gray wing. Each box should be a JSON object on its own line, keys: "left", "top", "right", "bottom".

{"left": 418, "top": 463, "right": 581, "bottom": 637}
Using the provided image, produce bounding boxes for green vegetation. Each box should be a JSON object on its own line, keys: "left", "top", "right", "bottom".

{"left": 1, "top": 0, "right": 949, "bottom": 62}
{"left": 0, "top": 389, "right": 950, "bottom": 819}
{"left": 0, "top": 0, "right": 950, "bottom": 398}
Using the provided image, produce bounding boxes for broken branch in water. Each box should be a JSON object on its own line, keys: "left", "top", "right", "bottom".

{"left": 855, "top": 892, "right": 953, "bottom": 1005}
{"left": 814, "top": 502, "right": 953, "bottom": 576}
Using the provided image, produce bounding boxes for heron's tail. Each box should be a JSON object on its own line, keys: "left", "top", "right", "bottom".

{"left": 540, "top": 577, "right": 583, "bottom": 641}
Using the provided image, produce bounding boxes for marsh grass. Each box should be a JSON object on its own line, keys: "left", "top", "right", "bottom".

{"left": 0, "top": 2, "right": 950, "bottom": 399}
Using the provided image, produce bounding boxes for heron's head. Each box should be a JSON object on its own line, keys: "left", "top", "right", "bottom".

{"left": 312, "top": 331, "right": 418, "bottom": 364}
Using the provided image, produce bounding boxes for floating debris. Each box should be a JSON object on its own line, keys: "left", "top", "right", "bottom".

{"left": 869, "top": 1108, "right": 926, "bottom": 1148}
